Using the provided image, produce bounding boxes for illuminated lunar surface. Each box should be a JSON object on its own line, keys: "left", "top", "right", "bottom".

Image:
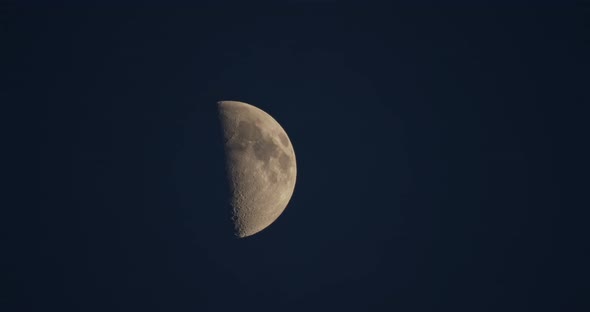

{"left": 218, "top": 101, "right": 297, "bottom": 238}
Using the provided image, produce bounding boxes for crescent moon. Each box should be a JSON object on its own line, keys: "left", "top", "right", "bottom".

{"left": 218, "top": 101, "right": 297, "bottom": 238}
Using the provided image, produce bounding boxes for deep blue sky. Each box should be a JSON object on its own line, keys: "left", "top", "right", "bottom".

{"left": 4, "top": 3, "right": 588, "bottom": 311}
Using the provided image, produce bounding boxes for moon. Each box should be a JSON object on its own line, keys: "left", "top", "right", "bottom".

{"left": 218, "top": 101, "right": 297, "bottom": 238}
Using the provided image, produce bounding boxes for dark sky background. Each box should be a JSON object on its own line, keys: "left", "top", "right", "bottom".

{"left": 3, "top": 2, "right": 589, "bottom": 312}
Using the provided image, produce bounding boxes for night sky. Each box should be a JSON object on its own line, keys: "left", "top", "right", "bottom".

{"left": 4, "top": 2, "right": 589, "bottom": 311}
